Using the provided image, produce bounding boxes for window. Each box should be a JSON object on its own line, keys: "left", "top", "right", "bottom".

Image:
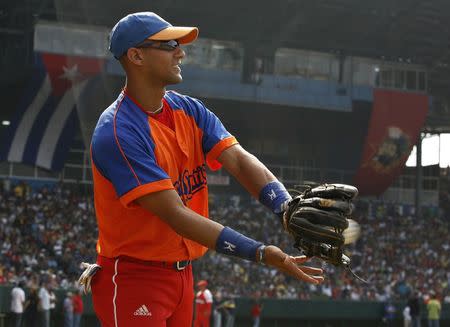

{"left": 394, "top": 70, "right": 405, "bottom": 89}
{"left": 308, "top": 54, "right": 331, "bottom": 80}
{"left": 392, "top": 177, "right": 400, "bottom": 187}
{"left": 274, "top": 49, "right": 337, "bottom": 80}
{"left": 350, "top": 57, "right": 427, "bottom": 90}
{"left": 418, "top": 71, "right": 426, "bottom": 91}
{"left": 330, "top": 59, "right": 340, "bottom": 82}
{"left": 402, "top": 176, "right": 415, "bottom": 189}
{"left": 406, "top": 71, "right": 417, "bottom": 90}
{"left": 36, "top": 168, "right": 60, "bottom": 179}
{"left": 0, "top": 162, "right": 9, "bottom": 175}
{"left": 423, "top": 178, "right": 437, "bottom": 190}
{"left": 351, "top": 57, "right": 378, "bottom": 86}
{"left": 274, "top": 49, "right": 309, "bottom": 77}
{"left": 12, "top": 163, "right": 34, "bottom": 177}
{"left": 380, "top": 69, "right": 393, "bottom": 88}
{"left": 183, "top": 38, "right": 243, "bottom": 71}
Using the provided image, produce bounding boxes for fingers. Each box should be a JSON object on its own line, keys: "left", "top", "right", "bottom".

{"left": 78, "top": 263, "right": 102, "bottom": 294}
{"left": 291, "top": 255, "right": 309, "bottom": 264}
{"left": 289, "top": 256, "right": 324, "bottom": 284}
{"left": 290, "top": 255, "right": 324, "bottom": 275}
{"left": 80, "top": 262, "right": 91, "bottom": 269}
{"left": 300, "top": 266, "right": 323, "bottom": 275}
{"left": 264, "top": 246, "right": 324, "bottom": 284}
{"left": 281, "top": 255, "right": 324, "bottom": 284}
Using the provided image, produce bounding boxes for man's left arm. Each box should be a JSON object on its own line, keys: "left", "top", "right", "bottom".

{"left": 218, "top": 144, "right": 291, "bottom": 216}
{"left": 218, "top": 144, "right": 275, "bottom": 196}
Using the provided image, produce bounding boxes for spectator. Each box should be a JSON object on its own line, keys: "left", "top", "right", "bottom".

{"left": 251, "top": 299, "right": 263, "bottom": 327}
{"left": 63, "top": 291, "right": 74, "bottom": 327}
{"left": 221, "top": 297, "right": 236, "bottom": 327}
{"left": 24, "top": 287, "right": 39, "bottom": 327}
{"left": 10, "top": 281, "right": 26, "bottom": 327}
{"left": 0, "top": 266, "right": 5, "bottom": 284}
{"left": 403, "top": 305, "right": 412, "bottom": 327}
{"left": 194, "top": 280, "right": 213, "bottom": 327}
{"left": 48, "top": 286, "right": 56, "bottom": 327}
{"left": 383, "top": 300, "right": 396, "bottom": 327}
{"left": 408, "top": 292, "right": 422, "bottom": 327}
{"left": 38, "top": 282, "right": 51, "bottom": 327}
{"left": 444, "top": 294, "right": 450, "bottom": 303}
{"left": 0, "top": 183, "right": 449, "bottom": 303}
{"left": 426, "top": 291, "right": 441, "bottom": 327}
{"left": 212, "top": 291, "right": 224, "bottom": 327}
{"left": 72, "top": 289, "right": 84, "bottom": 327}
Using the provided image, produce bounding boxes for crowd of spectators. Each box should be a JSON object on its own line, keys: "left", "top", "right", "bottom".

{"left": 0, "top": 181, "right": 97, "bottom": 290}
{"left": 197, "top": 194, "right": 450, "bottom": 302}
{"left": 0, "top": 180, "right": 449, "bottom": 304}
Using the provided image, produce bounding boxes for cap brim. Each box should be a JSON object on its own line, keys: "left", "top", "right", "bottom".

{"left": 150, "top": 26, "right": 198, "bottom": 44}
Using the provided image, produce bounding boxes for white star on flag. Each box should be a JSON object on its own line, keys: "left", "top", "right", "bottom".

{"left": 59, "top": 64, "right": 81, "bottom": 82}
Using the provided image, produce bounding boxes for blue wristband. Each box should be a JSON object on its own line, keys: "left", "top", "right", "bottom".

{"left": 259, "top": 181, "right": 292, "bottom": 215}
{"left": 216, "top": 227, "right": 263, "bottom": 262}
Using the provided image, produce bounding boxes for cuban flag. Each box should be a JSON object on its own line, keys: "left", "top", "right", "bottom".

{"left": 0, "top": 52, "right": 104, "bottom": 171}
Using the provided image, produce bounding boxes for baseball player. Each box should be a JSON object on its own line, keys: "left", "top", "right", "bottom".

{"left": 80, "top": 12, "right": 324, "bottom": 327}
{"left": 194, "top": 280, "right": 213, "bottom": 327}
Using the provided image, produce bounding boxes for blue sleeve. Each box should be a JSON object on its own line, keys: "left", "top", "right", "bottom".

{"left": 178, "top": 95, "right": 234, "bottom": 154}
{"left": 91, "top": 109, "right": 171, "bottom": 198}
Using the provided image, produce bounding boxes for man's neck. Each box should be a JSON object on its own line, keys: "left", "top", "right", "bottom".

{"left": 124, "top": 80, "right": 165, "bottom": 113}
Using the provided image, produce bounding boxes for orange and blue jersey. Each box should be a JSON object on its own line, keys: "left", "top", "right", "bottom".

{"left": 91, "top": 90, "right": 238, "bottom": 261}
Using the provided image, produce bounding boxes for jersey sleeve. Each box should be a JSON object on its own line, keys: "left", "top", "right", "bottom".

{"left": 204, "top": 289, "right": 213, "bottom": 303}
{"left": 181, "top": 95, "right": 238, "bottom": 170}
{"left": 91, "top": 113, "right": 173, "bottom": 207}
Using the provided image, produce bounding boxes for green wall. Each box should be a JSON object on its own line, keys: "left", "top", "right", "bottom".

{"left": 1, "top": 286, "right": 448, "bottom": 327}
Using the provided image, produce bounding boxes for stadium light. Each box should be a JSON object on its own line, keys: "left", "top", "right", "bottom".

{"left": 2, "top": 120, "right": 10, "bottom": 126}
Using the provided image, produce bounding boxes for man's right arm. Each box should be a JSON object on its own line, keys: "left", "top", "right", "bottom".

{"left": 137, "top": 189, "right": 223, "bottom": 249}
{"left": 136, "top": 190, "right": 324, "bottom": 284}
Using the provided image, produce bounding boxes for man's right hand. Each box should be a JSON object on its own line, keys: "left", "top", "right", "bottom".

{"left": 263, "top": 245, "right": 324, "bottom": 284}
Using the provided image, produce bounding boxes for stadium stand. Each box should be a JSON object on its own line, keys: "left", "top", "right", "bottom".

{"left": 0, "top": 181, "right": 449, "bottom": 304}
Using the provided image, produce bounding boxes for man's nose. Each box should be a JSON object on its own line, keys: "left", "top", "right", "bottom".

{"left": 175, "top": 47, "right": 185, "bottom": 58}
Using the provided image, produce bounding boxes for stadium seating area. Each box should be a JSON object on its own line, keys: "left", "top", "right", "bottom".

{"left": 0, "top": 181, "right": 449, "bottom": 303}
{"left": 0, "top": 182, "right": 97, "bottom": 289}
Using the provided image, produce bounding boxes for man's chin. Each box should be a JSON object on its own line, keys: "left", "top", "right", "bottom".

{"left": 166, "top": 75, "right": 183, "bottom": 85}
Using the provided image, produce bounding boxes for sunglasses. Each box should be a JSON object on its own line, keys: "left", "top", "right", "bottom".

{"left": 135, "top": 39, "right": 180, "bottom": 52}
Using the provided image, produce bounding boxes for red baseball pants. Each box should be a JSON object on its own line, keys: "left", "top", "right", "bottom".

{"left": 91, "top": 255, "right": 194, "bottom": 327}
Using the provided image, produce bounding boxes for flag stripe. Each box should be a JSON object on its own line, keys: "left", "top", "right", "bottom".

{"left": 22, "top": 94, "right": 58, "bottom": 165}
{"left": 1, "top": 52, "right": 105, "bottom": 172}
{"left": 8, "top": 55, "right": 48, "bottom": 125}
{"left": 50, "top": 108, "right": 79, "bottom": 171}
{"left": 7, "top": 75, "right": 52, "bottom": 162}
{"left": 36, "top": 79, "right": 88, "bottom": 169}
{"left": 0, "top": 63, "right": 47, "bottom": 161}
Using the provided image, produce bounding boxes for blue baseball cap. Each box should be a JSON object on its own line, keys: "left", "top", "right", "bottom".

{"left": 109, "top": 12, "right": 199, "bottom": 59}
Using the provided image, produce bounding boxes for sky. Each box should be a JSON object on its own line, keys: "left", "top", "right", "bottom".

{"left": 406, "top": 133, "right": 450, "bottom": 167}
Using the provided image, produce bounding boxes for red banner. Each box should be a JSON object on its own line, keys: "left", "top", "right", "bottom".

{"left": 353, "top": 89, "right": 429, "bottom": 195}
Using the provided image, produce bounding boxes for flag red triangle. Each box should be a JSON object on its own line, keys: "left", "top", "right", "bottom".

{"left": 41, "top": 53, "right": 105, "bottom": 96}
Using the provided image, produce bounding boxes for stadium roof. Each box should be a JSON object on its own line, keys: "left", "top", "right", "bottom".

{"left": 2, "top": 0, "right": 450, "bottom": 131}
{"left": 21, "top": 0, "right": 448, "bottom": 64}
{"left": 2, "top": 0, "right": 449, "bottom": 71}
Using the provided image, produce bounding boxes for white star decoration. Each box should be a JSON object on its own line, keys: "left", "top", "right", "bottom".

{"left": 59, "top": 64, "right": 81, "bottom": 82}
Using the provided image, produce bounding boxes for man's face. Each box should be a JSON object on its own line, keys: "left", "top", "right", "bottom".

{"left": 136, "top": 40, "right": 186, "bottom": 86}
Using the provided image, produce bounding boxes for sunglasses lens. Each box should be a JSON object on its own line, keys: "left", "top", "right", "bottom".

{"left": 136, "top": 40, "right": 179, "bottom": 51}
{"left": 161, "top": 40, "right": 179, "bottom": 50}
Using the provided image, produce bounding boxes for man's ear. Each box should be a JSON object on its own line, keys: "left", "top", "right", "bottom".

{"left": 126, "top": 48, "right": 144, "bottom": 65}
